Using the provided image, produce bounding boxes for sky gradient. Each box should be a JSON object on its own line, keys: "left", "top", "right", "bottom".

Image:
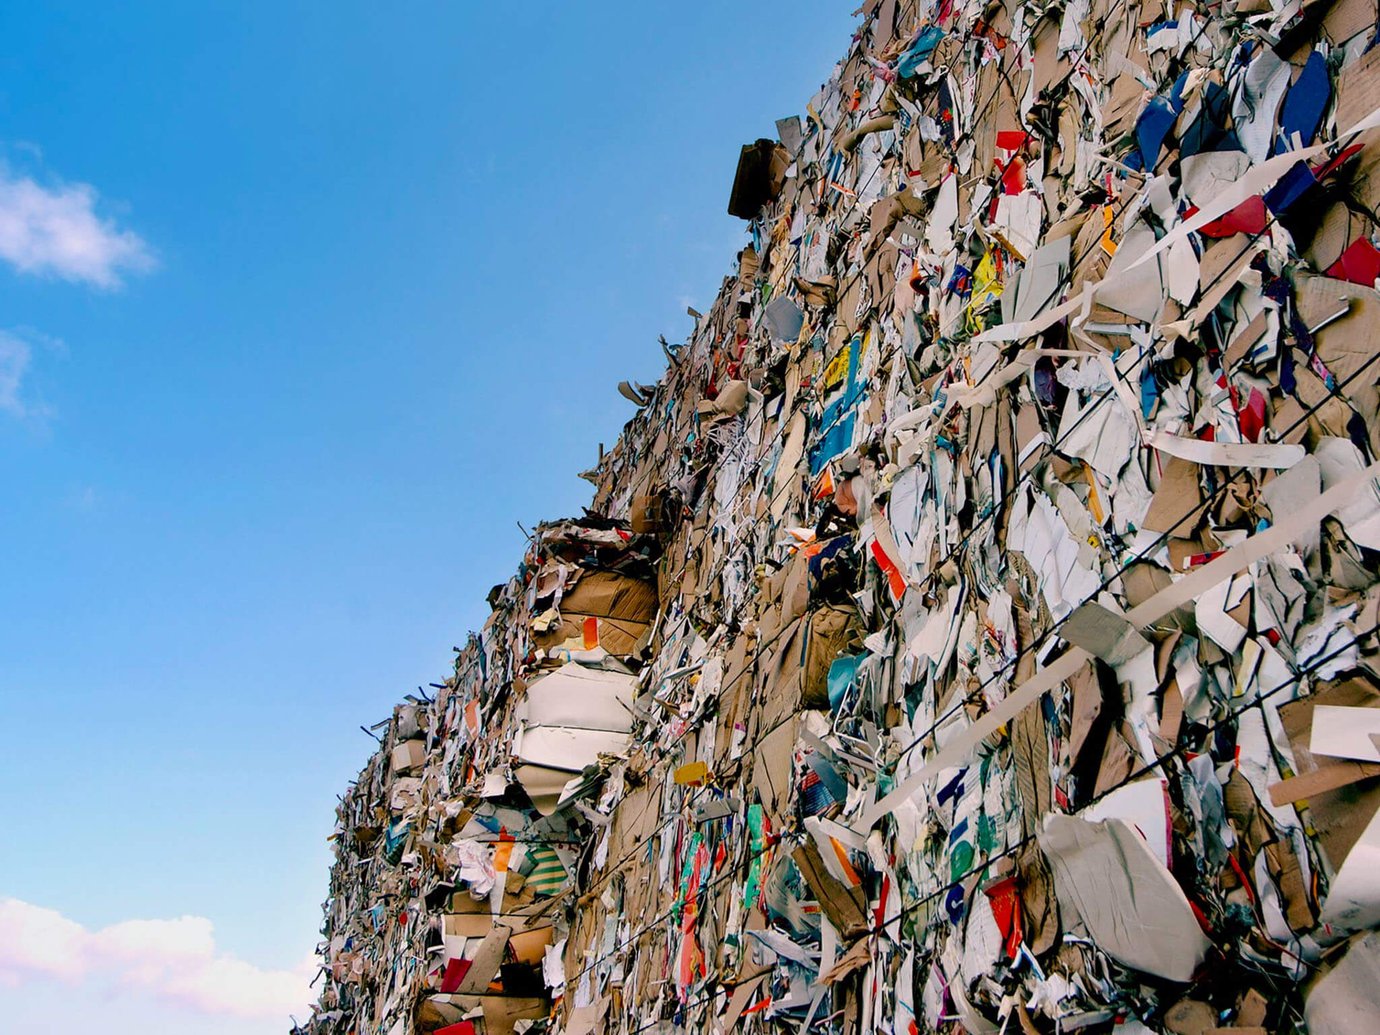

{"left": 0, "top": 3, "right": 857, "bottom": 1030}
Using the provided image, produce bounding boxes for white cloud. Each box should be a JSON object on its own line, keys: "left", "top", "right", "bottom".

{"left": 0, "top": 900, "right": 85, "bottom": 979}
{"left": 0, "top": 164, "right": 153, "bottom": 288}
{"left": 0, "top": 899, "right": 316, "bottom": 1022}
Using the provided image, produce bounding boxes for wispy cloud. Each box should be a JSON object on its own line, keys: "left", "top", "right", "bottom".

{"left": 64, "top": 484, "right": 101, "bottom": 510}
{"left": 0, "top": 898, "right": 316, "bottom": 1022}
{"left": 0, "top": 327, "right": 63, "bottom": 421}
{"left": 0, "top": 331, "right": 36, "bottom": 416}
{"left": 0, "top": 164, "right": 153, "bottom": 288}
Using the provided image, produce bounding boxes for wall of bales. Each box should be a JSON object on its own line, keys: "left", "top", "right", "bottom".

{"left": 302, "top": 2, "right": 1380, "bottom": 1033}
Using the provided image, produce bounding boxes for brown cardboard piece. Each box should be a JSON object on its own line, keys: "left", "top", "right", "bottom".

{"left": 719, "top": 970, "right": 770, "bottom": 1027}
{"left": 1142, "top": 456, "right": 1206, "bottom": 538}
{"left": 391, "top": 739, "right": 426, "bottom": 773}
{"left": 480, "top": 996, "right": 548, "bottom": 1035}
{"left": 533, "top": 571, "right": 658, "bottom": 656}
{"left": 765, "top": 604, "right": 856, "bottom": 712}
{"left": 1336, "top": 43, "right": 1380, "bottom": 133}
{"left": 752, "top": 716, "right": 798, "bottom": 826}
{"left": 1295, "top": 273, "right": 1380, "bottom": 456}
{"left": 508, "top": 925, "right": 553, "bottom": 966}
{"left": 1164, "top": 998, "right": 1217, "bottom": 1035}
{"left": 819, "top": 936, "right": 872, "bottom": 984}
{"left": 1062, "top": 602, "right": 1152, "bottom": 666}
{"left": 456, "top": 925, "right": 511, "bottom": 994}
{"left": 1279, "top": 676, "right": 1380, "bottom": 870}
{"left": 630, "top": 492, "right": 672, "bottom": 534}
{"left": 444, "top": 901, "right": 496, "bottom": 939}
{"left": 1269, "top": 759, "right": 1380, "bottom": 805}
{"left": 1010, "top": 699, "right": 1053, "bottom": 841}
{"left": 1236, "top": 988, "right": 1268, "bottom": 1028}
{"left": 792, "top": 839, "right": 869, "bottom": 938}
{"left": 1016, "top": 842, "right": 1060, "bottom": 956}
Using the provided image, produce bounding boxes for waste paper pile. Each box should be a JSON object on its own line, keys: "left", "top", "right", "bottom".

{"left": 299, "top": 0, "right": 1380, "bottom": 1032}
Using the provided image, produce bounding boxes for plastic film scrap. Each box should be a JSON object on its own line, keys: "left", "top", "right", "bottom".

{"left": 299, "top": 1, "right": 1380, "bottom": 1033}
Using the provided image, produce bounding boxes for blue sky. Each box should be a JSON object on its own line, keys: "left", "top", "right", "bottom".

{"left": 0, "top": 3, "right": 856, "bottom": 1030}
